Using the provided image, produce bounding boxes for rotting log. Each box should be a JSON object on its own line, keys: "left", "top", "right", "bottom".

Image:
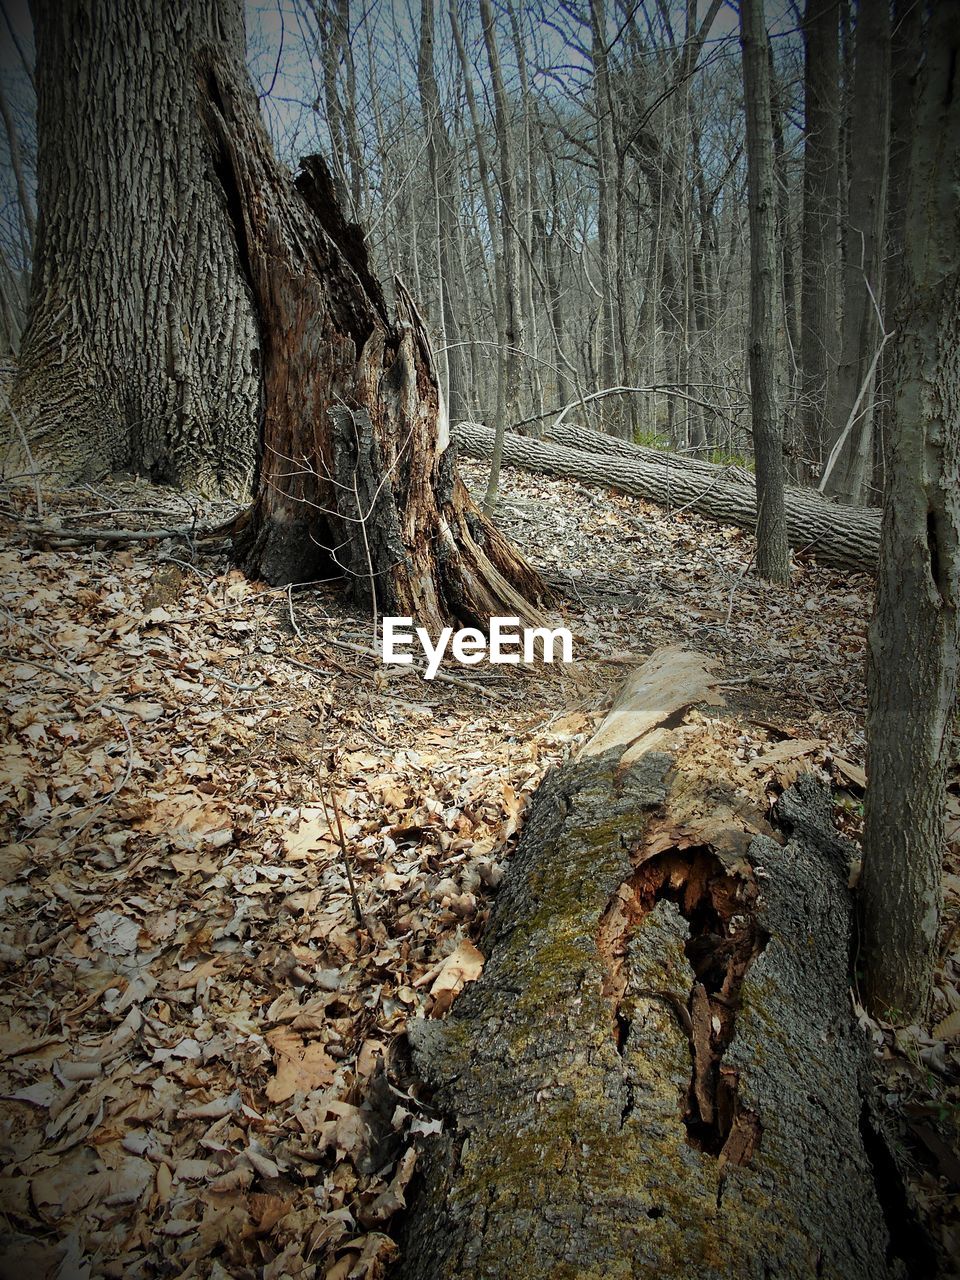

{"left": 453, "top": 421, "right": 880, "bottom": 573}
{"left": 395, "top": 652, "right": 918, "bottom": 1279}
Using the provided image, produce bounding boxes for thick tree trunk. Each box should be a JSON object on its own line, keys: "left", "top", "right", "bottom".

{"left": 397, "top": 656, "right": 912, "bottom": 1278}
{"left": 861, "top": 0, "right": 960, "bottom": 1022}
{"left": 197, "top": 52, "right": 546, "bottom": 628}
{"left": 7, "top": 0, "right": 260, "bottom": 496}
{"left": 740, "top": 0, "right": 791, "bottom": 584}
{"left": 799, "top": 0, "right": 840, "bottom": 480}
{"left": 454, "top": 421, "right": 880, "bottom": 573}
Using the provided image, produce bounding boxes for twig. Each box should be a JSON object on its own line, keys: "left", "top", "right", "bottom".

{"left": 724, "top": 548, "right": 758, "bottom": 628}
{"left": 56, "top": 706, "right": 135, "bottom": 850}
{"left": 320, "top": 785, "right": 363, "bottom": 926}
{"left": 286, "top": 584, "right": 307, "bottom": 645}
{"left": 0, "top": 382, "right": 43, "bottom": 518}
{"left": 328, "top": 635, "right": 506, "bottom": 698}
{"left": 0, "top": 604, "right": 97, "bottom": 690}
{"left": 206, "top": 668, "right": 266, "bottom": 693}
{"left": 278, "top": 652, "right": 342, "bottom": 680}
{"left": 158, "top": 556, "right": 216, "bottom": 588}
{"left": 13, "top": 521, "right": 205, "bottom": 544}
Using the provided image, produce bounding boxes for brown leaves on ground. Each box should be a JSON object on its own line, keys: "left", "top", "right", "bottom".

{"left": 0, "top": 463, "right": 958, "bottom": 1275}
{"left": 0, "top": 497, "right": 558, "bottom": 1278}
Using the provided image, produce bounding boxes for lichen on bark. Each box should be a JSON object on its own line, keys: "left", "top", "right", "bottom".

{"left": 397, "top": 756, "right": 906, "bottom": 1280}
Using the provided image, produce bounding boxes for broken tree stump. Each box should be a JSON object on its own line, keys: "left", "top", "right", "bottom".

{"left": 396, "top": 654, "right": 910, "bottom": 1279}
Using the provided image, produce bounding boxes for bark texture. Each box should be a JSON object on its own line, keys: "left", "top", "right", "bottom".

{"left": 821, "top": 0, "right": 891, "bottom": 506}
{"left": 799, "top": 0, "right": 840, "bottom": 478}
{"left": 739, "top": 0, "right": 790, "bottom": 583}
{"left": 861, "top": 0, "right": 960, "bottom": 1022}
{"left": 197, "top": 54, "right": 546, "bottom": 626}
{"left": 398, "top": 745, "right": 908, "bottom": 1279}
{"left": 536, "top": 415, "right": 755, "bottom": 483}
{"left": 8, "top": 0, "right": 260, "bottom": 495}
{"left": 454, "top": 421, "right": 880, "bottom": 572}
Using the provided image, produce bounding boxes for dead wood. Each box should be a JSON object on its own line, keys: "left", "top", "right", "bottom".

{"left": 454, "top": 420, "right": 880, "bottom": 573}
{"left": 395, "top": 652, "right": 919, "bottom": 1279}
{"left": 196, "top": 55, "right": 547, "bottom": 629}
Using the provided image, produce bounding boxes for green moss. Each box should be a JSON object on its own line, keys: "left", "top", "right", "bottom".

{"left": 633, "top": 428, "right": 671, "bottom": 450}
{"left": 708, "top": 447, "right": 755, "bottom": 470}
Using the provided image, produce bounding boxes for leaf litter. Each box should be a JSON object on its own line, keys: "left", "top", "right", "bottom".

{"left": 0, "top": 461, "right": 957, "bottom": 1275}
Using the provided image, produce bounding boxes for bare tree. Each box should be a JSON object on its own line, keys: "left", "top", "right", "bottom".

{"left": 799, "top": 0, "right": 840, "bottom": 479}
{"left": 739, "top": 0, "right": 790, "bottom": 583}
{"left": 821, "top": 0, "right": 891, "bottom": 506}
{"left": 418, "top": 0, "right": 468, "bottom": 422}
{"left": 860, "top": 0, "right": 960, "bottom": 1022}
{"left": 478, "top": 0, "right": 524, "bottom": 511}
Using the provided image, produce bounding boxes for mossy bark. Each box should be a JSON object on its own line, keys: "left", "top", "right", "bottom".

{"left": 397, "top": 754, "right": 914, "bottom": 1279}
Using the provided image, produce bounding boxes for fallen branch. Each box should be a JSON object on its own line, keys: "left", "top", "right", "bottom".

{"left": 12, "top": 521, "right": 204, "bottom": 544}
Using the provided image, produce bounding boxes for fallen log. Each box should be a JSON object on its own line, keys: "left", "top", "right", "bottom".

{"left": 453, "top": 421, "right": 880, "bottom": 572}
{"left": 540, "top": 416, "right": 755, "bottom": 485}
{"left": 396, "top": 651, "right": 920, "bottom": 1279}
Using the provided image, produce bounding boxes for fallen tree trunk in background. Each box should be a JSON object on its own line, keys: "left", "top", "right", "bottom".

{"left": 397, "top": 651, "right": 918, "bottom": 1279}
{"left": 541, "top": 415, "right": 755, "bottom": 484}
{"left": 453, "top": 421, "right": 880, "bottom": 572}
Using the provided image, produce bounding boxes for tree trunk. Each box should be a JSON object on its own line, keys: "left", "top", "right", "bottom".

{"left": 479, "top": 0, "right": 524, "bottom": 513}
{"left": 7, "top": 0, "right": 261, "bottom": 496}
{"left": 590, "top": 0, "right": 625, "bottom": 437}
{"left": 875, "top": 0, "right": 922, "bottom": 494}
{"left": 740, "top": 0, "right": 790, "bottom": 584}
{"left": 196, "top": 53, "right": 546, "bottom": 629}
{"left": 860, "top": 0, "right": 960, "bottom": 1023}
{"left": 799, "top": 0, "right": 840, "bottom": 480}
{"left": 454, "top": 421, "right": 880, "bottom": 573}
{"left": 397, "top": 655, "right": 914, "bottom": 1278}
{"left": 821, "top": 0, "right": 891, "bottom": 507}
{"left": 418, "top": 0, "right": 468, "bottom": 424}
{"left": 770, "top": 45, "right": 800, "bottom": 479}
{"left": 448, "top": 0, "right": 503, "bottom": 428}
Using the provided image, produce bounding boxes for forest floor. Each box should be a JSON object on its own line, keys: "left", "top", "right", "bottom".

{"left": 1, "top": 459, "right": 959, "bottom": 1279}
